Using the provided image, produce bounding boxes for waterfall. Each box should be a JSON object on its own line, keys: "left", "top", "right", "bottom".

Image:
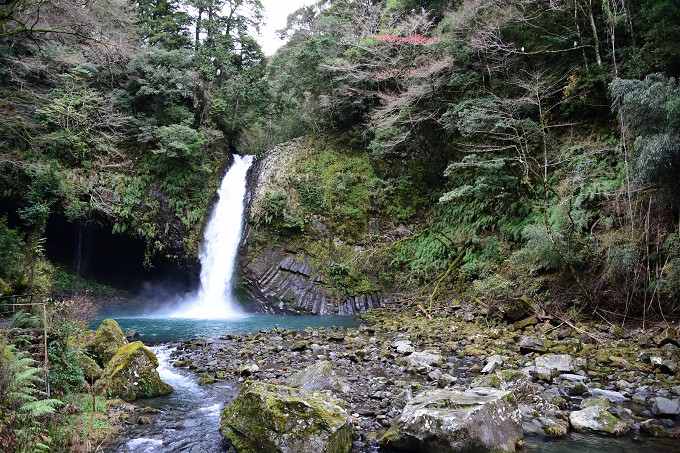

{"left": 170, "top": 154, "right": 254, "bottom": 319}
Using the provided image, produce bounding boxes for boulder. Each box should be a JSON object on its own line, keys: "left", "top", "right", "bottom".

{"left": 92, "top": 319, "right": 128, "bottom": 365}
{"left": 519, "top": 337, "right": 546, "bottom": 354}
{"left": 402, "top": 351, "right": 444, "bottom": 369}
{"left": 481, "top": 355, "right": 503, "bottom": 374}
{"left": 496, "top": 370, "right": 567, "bottom": 438}
{"left": 220, "top": 381, "right": 354, "bottom": 453}
{"left": 380, "top": 387, "right": 522, "bottom": 452}
{"left": 393, "top": 340, "right": 415, "bottom": 355}
{"left": 652, "top": 397, "right": 680, "bottom": 416}
{"left": 75, "top": 352, "right": 103, "bottom": 382}
{"left": 653, "top": 328, "right": 679, "bottom": 347}
{"left": 284, "top": 360, "right": 344, "bottom": 393}
{"left": 534, "top": 354, "right": 574, "bottom": 374}
{"left": 96, "top": 341, "right": 172, "bottom": 401}
{"left": 569, "top": 398, "right": 631, "bottom": 435}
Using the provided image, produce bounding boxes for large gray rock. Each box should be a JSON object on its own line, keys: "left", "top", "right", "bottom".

{"left": 380, "top": 387, "right": 523, "bottom": 452}
{"left": 519, "top": 337, "right": 546, "bottom": 354}
{"left": 284, "top": 360, "right": 345, "bottom": 393}
{"left": 652, "top": 397, "right": 680, "bottom": 416}
{"left": 402, "top": 350, "right": 444, "bottom": 368}
{"left": 569, "top": 398, "right": 631, "bottom": 435}
{"left": 220, "top": 381, "right": 354, "bottom": 453}
{"left": 535, "top": 354, "right": 574, "bottom": 373}
{"left": 497, "top": 370, "right": 568, "bottom": 437}
{"left": 393, "top": 340, "right": 415, "bottom": 355}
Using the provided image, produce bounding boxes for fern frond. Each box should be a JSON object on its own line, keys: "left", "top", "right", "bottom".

{"left": 19, "top": 398, "right": 63, "bottom": 417}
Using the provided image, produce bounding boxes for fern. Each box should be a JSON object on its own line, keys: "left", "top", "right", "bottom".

{"left": 1, "top": 343, "right": 62, "bottom": 452}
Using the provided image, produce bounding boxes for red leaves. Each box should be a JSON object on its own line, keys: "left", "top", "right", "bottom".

{"left": 375, "top": 34, "right": 439, "bottom": 46}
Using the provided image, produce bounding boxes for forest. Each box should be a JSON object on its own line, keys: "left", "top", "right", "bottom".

{"left": 1, "top": 0, "right": 679, "bottom": 450}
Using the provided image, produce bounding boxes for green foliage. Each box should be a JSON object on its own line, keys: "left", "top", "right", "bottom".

{"left": 0, "top": 341, "right": 63, "bottom": 452}
{"left": 611, "top": 74, "right": 680, "bottom": 200}
{"left": 0, "top": 217, "right": 27, "bottom": 294}
{"left": 47, "top": 339, "right": 85, "bottom": 394}
{"left": 254, "top": 189, "right": 304, "bottom": 233}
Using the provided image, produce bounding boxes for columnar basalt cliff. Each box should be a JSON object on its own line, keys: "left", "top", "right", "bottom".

{"left": 239, "top": 139, "right": 387, "bottom": 316}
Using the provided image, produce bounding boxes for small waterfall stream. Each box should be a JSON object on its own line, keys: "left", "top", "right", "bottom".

{"left": 170, "top": 154, "right": 254, "bottom": 319}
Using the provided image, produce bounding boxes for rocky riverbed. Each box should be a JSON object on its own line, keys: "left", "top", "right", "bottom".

{"left": 156, "top": 306, "right": 679, "bottom": 451}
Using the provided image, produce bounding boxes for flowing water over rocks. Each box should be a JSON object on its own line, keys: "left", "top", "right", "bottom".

{"left": 105, "top": 345, "right": 240, "bottom": 453}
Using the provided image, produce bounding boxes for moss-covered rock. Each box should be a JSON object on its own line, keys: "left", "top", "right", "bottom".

{"left": 95, "top": 341, "right": 172, "bottom": 401}
{"left": 219, "top": 380, "right": 354, "bottom": 453}
{"left": 92, "top": 319, "right": 127, "bottom": 365}
{"left": 380, "top": 387, "right": 523, "bottom": 452}
{"left": 76, "top": 351, "right": 103, "bottom": 382}
{"left": 569, "top": 398, "right": 631, "bottom": 435}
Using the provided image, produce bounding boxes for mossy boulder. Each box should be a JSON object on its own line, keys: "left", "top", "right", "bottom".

{"left": 95, "top": 341, "right": 172, "bottom": 401}
{"left": 92, "top": 319, "right": 128, "bottom": 365}
{"left": 380, "top": 387, "right": 523, "bottom": 452}
{"left": 75, "top": 352, "right": 103, "bottom": 382}
{"left": 220, "top": 380, "right": 354, "bottom": 453}
{"left": 569, "top": 398, "right": 631, "bottom": 435}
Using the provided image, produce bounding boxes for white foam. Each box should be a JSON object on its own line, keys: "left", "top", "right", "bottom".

{"left": 169, "top": 155, "right": 254, "bottom": 319}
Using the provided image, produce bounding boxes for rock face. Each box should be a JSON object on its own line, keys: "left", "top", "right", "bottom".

{"left": 92, "top": 319, "right": 128, "bottom": 365}
{"left": 242, "top": 243, "right": 386, "bottom": 315}
{"left": 96, "top": 341, "right": 172, "bottom": 401}
{"left": 239, "top": 139, "right": 387, "bottom": 316}
{"left": 220, "top": 380, "right": 354, "bottom": 453}
{"left": 380, "top": 387, "right": 523, "bottom": 452}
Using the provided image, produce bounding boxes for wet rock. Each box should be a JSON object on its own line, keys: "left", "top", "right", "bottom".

{"left": 92, "top": 319, "right": 128, "bottom": 365}
{"left": 652, "top": 397, "right": 680, "bottom": 416}
{"left": 95, "top": 341, "right": 172, "bottom": 401}
{"left": 380, "top": 387, "right": 522, "bottom": 452}
{"left": 519, "top": 337, "right": 546, "bottom": 354}
{"left": 569, "top": 398, "right": 631, "bottom": 435}
{"left": 590, "top": 388, "right": 628, "bottom": 403}
{"left": 284, "top": 360, "right": 345, "bottom": 393}
{"left": 220, "top": 381, "right": 354, "bottom": 453}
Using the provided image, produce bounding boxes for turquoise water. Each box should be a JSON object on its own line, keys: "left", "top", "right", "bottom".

{"left": 93, "top": 313, "right": 362, "bottom": 343}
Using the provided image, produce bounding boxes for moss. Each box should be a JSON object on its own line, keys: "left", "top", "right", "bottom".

{"left": 199, "top": 374, "right": 217, "bottom": 385}
{"left": 471, "top": 375, "right": 501, "bottom": 389}
{"left": 96, "top": 341, "right": 171, "bottom": 401}
{"left": 378, "top": 425, "right": 402, "bottom": 446}
{"left": 220, "top": 381, "right": 353, "bottom": 453}
{"left": 92, "top": 319, "right": 127, "bottom": 365}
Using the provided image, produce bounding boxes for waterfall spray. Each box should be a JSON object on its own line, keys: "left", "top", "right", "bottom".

{"left": 170, "top": 154, "right": 254, "bottom": 319}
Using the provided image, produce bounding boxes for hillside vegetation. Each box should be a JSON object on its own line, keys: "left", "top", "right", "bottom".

{"left": 0, "top": 0, "right": 678, "bottom": 325}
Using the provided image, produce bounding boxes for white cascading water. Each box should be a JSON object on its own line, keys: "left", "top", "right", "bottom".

{"left": 170, "top": 154, "right": 254, "bottom": 319}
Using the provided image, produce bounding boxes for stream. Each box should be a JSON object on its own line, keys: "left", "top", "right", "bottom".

{"left": 101, "top": 315, "right": 679, "bottom": 453}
